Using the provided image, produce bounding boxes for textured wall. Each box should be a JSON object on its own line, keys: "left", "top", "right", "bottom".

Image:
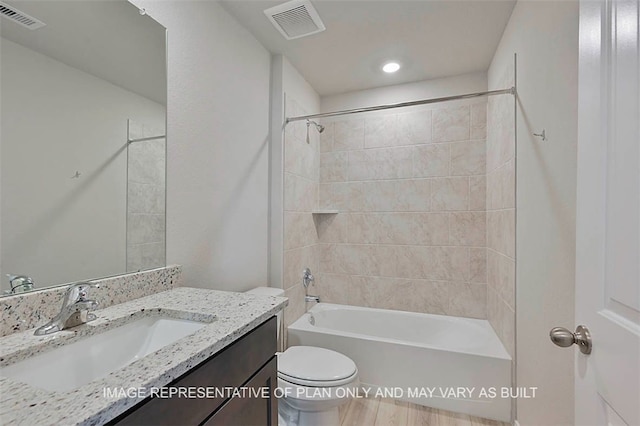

{"left": 130, "top": 0, "right": 271, "bottom": 292}
{"left": 314, "top": 99, "right": 489, "bottom": 319}
{"left": 488, "top": 1, "right": 579, "bottom": 424}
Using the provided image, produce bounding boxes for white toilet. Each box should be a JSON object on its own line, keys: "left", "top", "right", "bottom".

{"left": 245, "top": 287, "right": 359, "bottom": 426}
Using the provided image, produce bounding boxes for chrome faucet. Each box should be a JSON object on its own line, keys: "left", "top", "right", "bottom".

{"left": 302, "top": 268, "right": 320, "bottom": 303}
{"left": 34, "top": 282, "right": 100, "bottom": 336}
{"left": 302, "top": 268, "right": 314, "bottom": 288}
{"left": 6, "top": 274, "right": 35, "bottom": 294}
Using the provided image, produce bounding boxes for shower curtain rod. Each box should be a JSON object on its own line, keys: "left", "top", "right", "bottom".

{"left": 285, "top": 87, "right": 516, "bottom": 124}
{"left": 127, "top": 134, "right": 166, "bottom": 144}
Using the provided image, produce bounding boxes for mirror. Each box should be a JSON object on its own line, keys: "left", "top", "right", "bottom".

{"left": 0, "top": 1, "right": 167, "bottom": 296}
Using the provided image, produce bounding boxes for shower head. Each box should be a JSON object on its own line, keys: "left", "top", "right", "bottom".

{"left": 307, "top": 120, "right": 325, "bottom": 133}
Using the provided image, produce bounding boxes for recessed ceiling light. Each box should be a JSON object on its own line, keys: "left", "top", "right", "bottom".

{"left": 382, "top": 62, "right": 400, "bottom": 73}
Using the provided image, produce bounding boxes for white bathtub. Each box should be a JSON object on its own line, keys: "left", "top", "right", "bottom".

{"left": 288, "top": 303, "right": 511, "bottom": 422}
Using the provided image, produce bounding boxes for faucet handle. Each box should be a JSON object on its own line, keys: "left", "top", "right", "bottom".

{"left": 63, "top": 282, "right": 99, "bottom": 306}
{"left": 302, "top": 268, "right": 315, "bottom": 288}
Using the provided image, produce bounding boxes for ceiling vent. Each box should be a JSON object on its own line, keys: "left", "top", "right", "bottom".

{"left": 0, "top": 2, "right": 45, "bottom": 30}
{"left": 264, "top": 0, "right": 325, "bottom": 40}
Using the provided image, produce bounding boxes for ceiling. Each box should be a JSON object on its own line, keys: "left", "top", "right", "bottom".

{"left": 221, "top": 0, "right": 516, "bottom": 96}
{"left": 1, "top": 1, "right": 166, "bottom": 104}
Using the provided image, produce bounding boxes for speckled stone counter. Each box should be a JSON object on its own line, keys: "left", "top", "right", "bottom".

{"left": 0, "top": 287, "right": 288, "bottom": 426}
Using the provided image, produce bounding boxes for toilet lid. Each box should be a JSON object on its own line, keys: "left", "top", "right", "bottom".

{"left": 278, "top": 346, "right": 357, "bottom": 387}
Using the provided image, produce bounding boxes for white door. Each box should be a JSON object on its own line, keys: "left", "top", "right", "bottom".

{"left": 574, "top": 0, "right": 640, "bottom": 425}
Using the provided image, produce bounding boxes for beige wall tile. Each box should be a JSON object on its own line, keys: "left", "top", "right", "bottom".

{"left": 402, "top": 179, "right": 432, "bottom": 212}
{"left": 433, "top": 105, "right": 470, "bottom": 142}
{"left": 378, "top": 213, "right": 449, "bottom": 246}
{"left": 450, "top": 140, "right": 486, "bottom": 176}
{"left": 319, "top": 122, "right": 334, "bottom": 153}
{"left": 448, "top": 283, "right": 486, "bottom": 319}
{"left": 319, "top": 182, "right": 363, "bottom": 211}
{"left": 486, "top": 96, "right": 515, "bottom": 173}
{"left": 348, "top": 146, "right": 413, "bottom": 181}
{"left": 469, "top": 176, "right": 486, "bottom": 211}
{"left": 284, "top": 172, "right": 317, "bottom": 212}
{"left": 318, "top": 244, "right": 380, "bottom": 276}
{"left": 348, "top": 213, "right": 382, "bottom": 244}
{"left": 487, "top": 160, "right": 515, "bottom": 211}
{"left": 487, "top": 286, "right": 515, "bottom": 358}
{"left": 470, "top": 248, "right": 487, "bottom": 283}
{"left": 365, "top": 114, "right": 398, "bottom": 148}
{"left": 396, "top": 246, "right": 468, "bottom": 281}
{"left": 449, "top": 211, "right": 487, "bottom": 246}
{"left": 413, "top": 143, "right": 450, "bottom": 177}
{"left": 283, "top": 283, "right": 306, "bottom": 331}
{"left": 359, "top": 180, "right": 430, "bottom": 212}
{"left": 487, "top": 249, "right": 515, "bottom": 310}
{"left": 315, "top": 273, "right": 354, "bottom": 305}
{"left": 284, "top": 212, "right": 317, "bottom": 250}
{"left": 470, "top": 102, "right": 487, "bottom": 140}
{"left": 487, "top": 286, "right": 501, "bottom": 333}
{"left": 284, "top": 127, "right": 318, "bottom": 181}
{"left": 500, "top": 303, "right": 515, "bottom": 357}
{"left": 303, "top": 95, "right": 510, "bottom": 322}
{"left": 487, "top": 209, "right": 515, "bottom": 258}
{"left": 501, "top": 159, "right": 516, "bottom": 209}
{"left": 320, "top": 151, "right": 348, "bottom": 182}
{"left": 334, "top": 118, "right": 365, "bottom": 151}
{"left": 432, "top": 177, "right": 470, "bottom": 211}
{"left": 370, "top": 245, "right": 398, "bottom": 277}
{"left": 397, "top": 110, "right": 432, "bottom": 145}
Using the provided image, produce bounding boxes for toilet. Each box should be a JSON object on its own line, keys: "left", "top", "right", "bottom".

{"left": 245, "top": 287, "right": 359, "bottom": 426}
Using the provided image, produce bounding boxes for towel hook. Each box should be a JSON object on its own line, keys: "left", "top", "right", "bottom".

{"left": 533, "top": 129, "right": 547, "bottom": 141}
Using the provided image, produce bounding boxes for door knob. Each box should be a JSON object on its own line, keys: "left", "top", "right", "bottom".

{"left": 550, "top": 325, "right": 592, "bottom": 354}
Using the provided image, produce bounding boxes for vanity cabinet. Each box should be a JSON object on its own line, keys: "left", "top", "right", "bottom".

{"left": 109, "top": 317, "right": 278, "bottom": 426}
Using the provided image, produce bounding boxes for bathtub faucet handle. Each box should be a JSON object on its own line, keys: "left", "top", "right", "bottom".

{"left": 302, "top": 268, "right": 314, "bottom": 288}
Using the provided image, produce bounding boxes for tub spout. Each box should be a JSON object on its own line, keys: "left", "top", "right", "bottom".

{"left": 305, "top": 295, "right": 320, "bottom": 303}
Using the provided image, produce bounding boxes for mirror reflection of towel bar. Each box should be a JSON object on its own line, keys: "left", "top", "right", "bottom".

{"left": 127, "top": 135, "right": 166, "bottom": 144}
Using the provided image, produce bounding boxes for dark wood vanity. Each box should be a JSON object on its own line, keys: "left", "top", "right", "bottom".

{"left": 109, "top": 317, "right": 278, "bottom": 426}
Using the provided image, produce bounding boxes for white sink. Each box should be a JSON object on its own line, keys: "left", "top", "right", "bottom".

{"left": 0, "top": 316, "right": 207, "bottom": 392}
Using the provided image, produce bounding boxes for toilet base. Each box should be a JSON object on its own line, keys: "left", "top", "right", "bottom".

{"left": 278, "top": 397, "right": 340, "bottom": 426}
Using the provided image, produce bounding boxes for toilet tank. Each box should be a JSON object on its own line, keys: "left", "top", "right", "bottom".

{"left": 245, "top": 287, "right": 285, "bottom": 349}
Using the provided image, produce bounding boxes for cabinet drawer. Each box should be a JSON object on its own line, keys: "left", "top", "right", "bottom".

{"left": 110, "top": 317, "right": 277, "bottom": 426}
{"left": 202, "top": 357, "right": 278, "bottom": 426}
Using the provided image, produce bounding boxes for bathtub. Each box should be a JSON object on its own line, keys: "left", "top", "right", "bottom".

{"left": 288, "top": 303, "right": 511, "bottom": 422}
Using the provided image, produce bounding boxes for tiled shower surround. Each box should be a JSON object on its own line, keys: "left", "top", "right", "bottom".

{"left": 282, "top": 87, "right": 516, "bottom": 354}
{"left": 282, "top": 96, "right": 320, "bottom": 340}
{"left": 487, "top": 65, "right": 516, "bottom": 358}
{"left": 314, "top": 101, "right": 489, "bottom": 318}
{"left": 126, "top": 120, "right": 166, "bottom": 272}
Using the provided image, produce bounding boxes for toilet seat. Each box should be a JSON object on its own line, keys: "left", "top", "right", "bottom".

{"left": 277, "top": 346, "right": 358, "bottom": 387}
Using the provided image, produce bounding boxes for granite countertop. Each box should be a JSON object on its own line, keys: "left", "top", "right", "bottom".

{"left": 0, "top": 287, "right": 288, "bottom": 426}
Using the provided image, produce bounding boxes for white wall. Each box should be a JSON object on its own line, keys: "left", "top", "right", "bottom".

{"left": 489, "top": 1, "right": 579, "bottom": 425}
{"left": 130, "top": 0, "right": 272, "bottom": 292}
{"left": 0, "top": 38, "right": 165, "bottom": 291}
{"left": 321, "top": 72, "right": 487, "bottom": 111}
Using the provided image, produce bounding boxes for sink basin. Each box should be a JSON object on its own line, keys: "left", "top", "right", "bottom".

{"left": 0, "top": 316, "right": 207, "bottom": 392}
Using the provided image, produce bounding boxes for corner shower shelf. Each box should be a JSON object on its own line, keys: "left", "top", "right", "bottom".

{"left": 311, "top": 210, "right": 339, "bottom": 214}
